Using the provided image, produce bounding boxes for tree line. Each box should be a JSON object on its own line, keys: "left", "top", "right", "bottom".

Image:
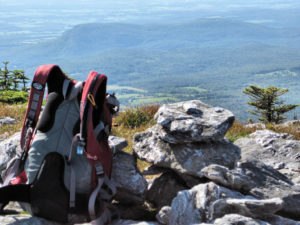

{"left": 0, "top": 61, "right": 30, "bottom": 103}
{"left": 0, "top": 61, "right": 30, "bottom": 91}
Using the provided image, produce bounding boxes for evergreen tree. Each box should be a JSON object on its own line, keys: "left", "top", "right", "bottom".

{"left": 14, "top": 70, "right": 29, "bottom": 91}
{"left": 243, "top": 85, "right": 299, "bottom": 124}
{"left": 0, "top": 61, "right": 11, "bottom": 90}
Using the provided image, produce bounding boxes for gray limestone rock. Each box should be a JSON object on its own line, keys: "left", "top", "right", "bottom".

{"left": 238, "top": 160, "right": 300, "bottom": 220}
{"left": 146, "top": 171, "right": 187, "bottom": 209}
{"left": 169, "top": 182, "right": 299, "bottom": 225}
{"left": 0, "top": 132, "right": 21, "bottom": 174}
{"left": 212, "top": 214, "right": 271, "bottom": 225}
{"left": 134, "top": 125, "right": 240, "bottom": 178}
{"left": 209, "top": 198, "right": 283, "bottom": 220}
{"left": 0, "top": 214, "right": 62, "bottom": 225}
{"left": 201, "top": 164, "right": 256, "bottom": 192}
{"left": 109, "top": 136, "right": 128, "bottom": 154}
{"left": 0, "top": 117, "right": 18, "bottom": 126}
{"left": 154, "top": 100, "right": 235, "bottom": 144}
{"left": 156, "top": 206, "right": 171, "bottom": 225}
{"left": 111, "top": 220, "right": 159, "bottom": 225}
{"left": 169, "top": 182, "right": 247, "bottom": 225}
{"left": 111, "top": 150, "right": 147, "bottom": 204}
{"left": 201, "top": 160, "right": 300, "bottom": 220}
{"left": 235, "top": 129, "right": 300, "bottom": 181}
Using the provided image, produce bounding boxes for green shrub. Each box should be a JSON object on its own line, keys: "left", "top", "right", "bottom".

{"left": 0, "top": 90, "right": 28, "bottom": 104}
{"left": 114, "top": 105, "right": 159, "bottom": 129}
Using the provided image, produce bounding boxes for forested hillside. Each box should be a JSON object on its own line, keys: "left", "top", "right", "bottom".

{"left": 1, "top": 19, "right": 300, "bottom": 121}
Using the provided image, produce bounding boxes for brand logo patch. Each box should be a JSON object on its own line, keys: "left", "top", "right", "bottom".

{"left": 32, "top": 82, "right": 43, "bottom": 90}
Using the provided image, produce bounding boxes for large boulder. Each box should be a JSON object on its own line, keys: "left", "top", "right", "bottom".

{"left": 169, "top": 182, "right": 298, "bottom": 225}
{"left": 200, "top": 160, "right": 300, "bottom": 220}
{"left": 134, "top": 125, "right": 240, "bottom": 179}
{"left": 146, "top": 171, "right": 188, "bottom": 209}
{"left": 0, "top": 132, "right": 21, "bottom": 174}
{"left": 111, "top": 150, "right": 147, "bottom": 205}
{"left": 235, "top": 129, "right": 300, "bottom": 182}
{"left": 154, "top": 100, "right": 235, "bottom": 144}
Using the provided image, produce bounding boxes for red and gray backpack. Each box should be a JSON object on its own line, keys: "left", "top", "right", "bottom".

{"left": 0, "top": 65, "right": 119, "bottom": 224}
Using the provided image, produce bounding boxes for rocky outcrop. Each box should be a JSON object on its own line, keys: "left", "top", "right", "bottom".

{"left": 154, "top": 100, "right": 234, "bottom": 143}
{"left": 132, "top": 100, "right": 300, "bottom": 224}
{"left": 134, "top": 125, "right": 240, "bottom": 179}
{"left": 235, "top": 129, "right": 300, "bottom": 183}
{"left": 0, "top": 132, "right": 21, "bottom": 173}
{"left": 0, "top": 100, "right": 300, "bottom": 225}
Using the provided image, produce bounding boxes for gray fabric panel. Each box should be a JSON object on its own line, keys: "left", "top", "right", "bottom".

{"left": 25, "top": 98, "right": 92, "bottom": 193}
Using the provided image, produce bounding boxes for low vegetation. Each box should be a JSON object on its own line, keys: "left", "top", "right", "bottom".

{"left": 0, "top": 103, "right": 27, "bottom": 138}
{"left": 0, "top": 62, "right": 30, "bottom": 104}
{"left": 0, "top": 103, "right": 299, "bottom": 169}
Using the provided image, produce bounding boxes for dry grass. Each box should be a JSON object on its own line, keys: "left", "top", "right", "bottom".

{"left": 111, "top": 104, "right": 159, "bottom": 171}
{"left": 226, "top": 121, "right": 263, "bottom": 142}
{"left": 1, "top": 102, "right": 299, "bottom": 170}
{"left": 226, "top": 120, "right": 300, "bottom": 142}
{"left": 268, "top": 123, "right": 300, "bottom": 140}
{"left": 0, "top": 103, "right": 27, "bottom": 138}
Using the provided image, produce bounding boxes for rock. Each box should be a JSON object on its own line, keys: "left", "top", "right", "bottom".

{"left": 146, "top": 171, "right": 187, "bottom": 209}
{"left": 134, "top": 125, "right": 240, "bottom": 179}
{"left": 169, "top": 182, "right": 300, "bottom": 225}
{"left": 0, "top": 214, "right": 62, "bottom": 225}
{"left": 111, "top": 220, "right": 159, "bottom": 225}
{"left": 259, "top": 215, "right": 300, "bottom": 225}
{"left": 201, "top": 164, "right": 256, "bottom": 192}
{"left": 109, "top": 136, "right": 128, "bottom": 154}
{"left": 156, "top": 206, "right": 171, "bottom": 225}
{"left": 0, "top": 132, "right": 21, "bottom": 174}
{"left": 111, "top": 151, "right": 147, "bottom": 205}
{"left": 0, "top": 117, "right": 18, "bottom": 126}
{"left": 154, "top": 100, "right": 235, "bottom": 144}
{"left": 212, "top": 214, "right": 271, "bottom": 225}
{"left": 280, "top": 120, "right": 300, "bottom": 127}
{"left": 210, "top": 198, "right": 283, "bottom": 219}
{"left": 201, "top": 160, "right": 300, "bottom": 220}
{"left": 235, "top": 129, "right": 300, "bottom": 181}
{"left": 115, "top": 204, "right": 157, "bottom": 221}
{"left": 169, "top": 182, "right": 247, "bottom": 225}
{"left": 244, "top": 123, "right": 266, "bottom": 129}
{"left": 238, "top": 160, "right": 300, "bottom": 220}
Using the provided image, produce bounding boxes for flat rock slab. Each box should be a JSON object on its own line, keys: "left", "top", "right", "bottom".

{"left": 109, "top": 136, "right": 128, "bottom": 154}
{"left": 134, "top": 125, "right": 240, "bottom": 178}
{"left": 169, "top": 182, "right": 299, "bottom": 225}
{"left": 154, "top": 100, "right": 235, "bottom": 144}
{"left": 201, "top": 160, "right": 300, "bottom": 220}
{"left": 0, "top": 214, "right": 62, "bottom": 225}
{"left": 235, "top": 129, "right": 300, "bottom": 182}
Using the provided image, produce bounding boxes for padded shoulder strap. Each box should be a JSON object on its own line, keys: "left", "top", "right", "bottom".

{"left": 79, "top": 71, "right": 113, "bottom": 177}
{"left": 20, "top": 65, "right": 69, "bottom": 152}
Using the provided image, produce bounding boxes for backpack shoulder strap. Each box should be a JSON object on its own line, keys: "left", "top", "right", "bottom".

{"left": 20, "top": 65, "right": 73, "bottom": 152}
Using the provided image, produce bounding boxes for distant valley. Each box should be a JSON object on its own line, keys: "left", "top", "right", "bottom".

{"left": 1, "top": 18, "right": 300, "bottom": 121}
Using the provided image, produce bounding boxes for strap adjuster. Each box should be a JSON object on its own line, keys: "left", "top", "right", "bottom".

{"left": 95, "top": 162, "right": 104, "bottom": 176}
{"left": 25, "top": 118, "right": 34, "bottom": 128}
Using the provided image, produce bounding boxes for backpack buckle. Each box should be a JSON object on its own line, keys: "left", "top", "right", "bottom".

{"left": 77, "top": 139, "right": 86, "bottom": 155}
